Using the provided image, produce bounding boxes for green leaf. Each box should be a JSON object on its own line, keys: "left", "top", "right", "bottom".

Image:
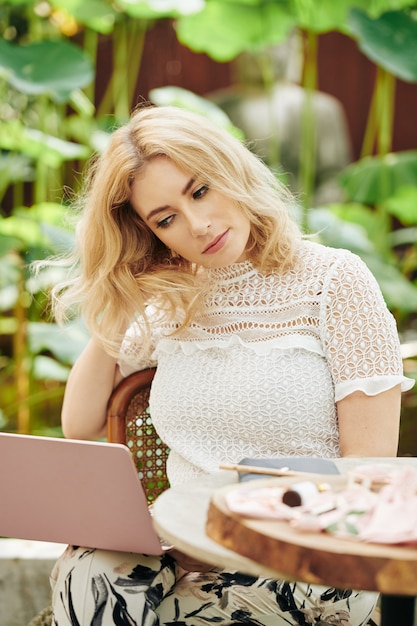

{"left": 384, "top": 186, "right": 417, "bottom": 225}
{"left": 348, "top": 8, "right": 417, "bottom": 82}
{"left": 361, "top": 252, "right": 417, "bottom": 311}
{"left": 0, "top": 233, "right": 23, "bottom": 256}
{"left": 50, "top": 0, "right": 118, "bottom": 34}
{"left": 0, "top": 204, "right": 72, "bottom": 255}
{"left": 0, "top": 316, "right": 18, "bottom": 337}
{"left": 307, "top": 205, "right": 417, "bottom": 311}
{"left": 0, "top": 120, "right": 90, "bottom": 167}
{"left": 0, "top": 285, "right": 19, "bottom": 312}
{"left": 32, "top": 355, "right": 71, "bottom": 382}
{"left": 0, "top": 38, "right": 94, "bottom": 102}
{"left": 390, "top": 226, "right": 417, "bottom": 248}
{"left": 348, "top": 0, "right": 417, "bottom": 19}
{"left": 149, "top": 86, "right": 245, "bottom": 139}
{"left": 324, "top": 202, "right": 387, "bottom": 244}
{"left": 176, "top": 1, "right": 295, "bottom": 61}
{"left": 293, "top": 0, "right": 417, "bottom": 32}
{"left": 28, "top": 320, "right": 89, "bottom": 365}
{"left": 293, "top": 0, "right": 352, "bottom": 32}
{"left": 0, "top": 216, "right": 50, "bottom": 248}
{"left": 308, "top": 207, "right": 374, "bottom": 254}
{"left": 0, "top": 0, "right": 34, "bottom": 5}
{"left": 117, "top": 0, "right": 204, "bottom": 18}
{"left": 0, "top": 254, "right": 21, "bottom": 309}
{"left": 12, "top": 203, "right": 75, "bottom": 256}
{"left": 0, "top": 153, "right": 34, "bottom": 187}
{"left": 339, "top": 151, "right": 417, "bottom": 205}
{"left": 13, "top": 202, "right": 68, "bottom": 227}
{"left": 0, "top": 252, "right": 21, "bottom": 280}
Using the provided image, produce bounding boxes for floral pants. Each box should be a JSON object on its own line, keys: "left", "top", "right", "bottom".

{"left": 50, "top": 546, "right": 377, "bottom": 626}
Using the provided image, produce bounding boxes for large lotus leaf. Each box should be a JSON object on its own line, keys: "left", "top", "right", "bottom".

{"left": 13, "top": 203, "right": 75, "bottom": 254}
{"left": 0, "top": 232, "right": 24, "bottom": 257}
{"left": 0, "top": 286, "right": 19, "bottom": 312}
{"left": 0, "top": 38, "right": 94, "bottom": 102}
{"left": 28, "top": 319, "right": 89, "bottom": 365}
{"left": 390, "top": 226, "right": 417, "bottom": 248}
{"left": 0, "top": 153, "right": 34, "bottom": 187}
{"left": 348, "top": 0, "right": 417, "bottom": 19}
{"left": 13, "top": 202, "right": 68, "bottom": 227}
{"left": 149, "top": 86, "right": 245, "bottom": 139}
{"left": 38, "top": 223, "right": 75, "bottom": 255}
{"left": 1, "top": 0, "right": 35, "bottom": 4}
{"left": 0, "top": 249, "right": 23, "bottom": 310}
{"left": 0, "top": 120, "right": 90, "bottom": 167}
{"left": 176, "top": 1, "right": 295, "bottom": 61}
{"left": 361, "top": 252, "right": 417, "bottom": 312}
{"left": 339, "top": 151, "right": 417, "bottom": 205}
{"left": 307, "top": 207, "right": 417, "bottom": 311}
{"left": 3, "top": 204, "right": 75, "bottom": 263}
{"left": 117, "top": 0, "right": 204, "bottom": 18}
{"left": 308, "top": 207, "right": 374, "bottom": 254}
{"left": 292, "top": 0, "right": 353, "bottom": 32}
{"left": 0, "top": 215, "right": 53, "bottom": 249}
{"left": 384, "top": 186, "right": 417, "bottom": 226}
{"left": 32, "top": 355, "right": 71, "bottom": 382}
{"left": 50, "top": 0, "right": 117, "bottom": 34}
{"left": 315, "top": 202, "right": 386, "bottom": 248}
{"left": 348, "top": 8, "right": 417, "bottom": 82}
{"left": 294, "top": 0, "right": 417, "bottom": 31}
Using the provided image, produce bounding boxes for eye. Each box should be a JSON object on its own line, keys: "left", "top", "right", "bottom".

{"left": 156, "top": 215, "right": 174, "bottom": 229}
{"left": 193, "top": 185, "right": 208, "bottom": 200}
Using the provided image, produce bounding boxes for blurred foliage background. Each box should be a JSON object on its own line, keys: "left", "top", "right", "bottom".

{"left": 1, "top": 0, "right": 417, "bottom": 454}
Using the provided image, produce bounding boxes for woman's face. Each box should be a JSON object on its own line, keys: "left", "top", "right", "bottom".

{"left": 130, "top": 157, "right": 251, "bottom": 268}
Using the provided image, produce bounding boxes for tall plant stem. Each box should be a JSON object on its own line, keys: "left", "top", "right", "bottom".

{"left": 377, "top": 68, "right": 396, "bottom": 157}
{"left": 82, "top": 27, "right": 99, "bottom": 103}
{"left": 13, "top": 259, "right": 30, "bottom": 433}
{"left": 360, "top": 66, "right": 397, "bottom": 256}
{"left": 257, "top": 50, "right": 280, "bottom": 169}
{"left": 126, "top": 20, "right": 147, "bottom": 109}
{"left": 361, "top": 66, "right": 396, "bottom": 159}
{"left": 299, "top": 29, "right": 318, "bottom": 224}
{"left": 360, "top": 68, "right": 379, "bottom": 159}
{"left": 97, "top": 18, "right": 148, "bottom": 119}
{"left": 376, "top": 68, "right": 396, "bottom": 256}
{"left": 113, "top": 19, "right": 134, "bottom": 120}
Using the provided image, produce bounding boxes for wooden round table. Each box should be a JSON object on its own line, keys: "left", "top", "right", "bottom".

{"left": 206, "top": 475, "right": 417, "bottom": 596}
{"left": 152, "top": 461, "right": 417, "bottom": 626}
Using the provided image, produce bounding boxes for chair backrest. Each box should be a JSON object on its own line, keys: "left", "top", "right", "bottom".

{"left": 106, "top": 367, "right": 170, "bottom": 503}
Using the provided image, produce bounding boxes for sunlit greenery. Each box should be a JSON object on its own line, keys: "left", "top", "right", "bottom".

{"left": 1, "top": 0, "right": 417, "bottom": 448}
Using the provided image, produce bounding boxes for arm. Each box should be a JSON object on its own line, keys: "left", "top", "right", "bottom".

{"left": 321, "top": 251, "right": 410, "bottom": 458}
{"left": 337, "top": 385, "right": 401, "bottom": 457}
{"left": 61, "top": 338, "right": 124, "bottom": 440}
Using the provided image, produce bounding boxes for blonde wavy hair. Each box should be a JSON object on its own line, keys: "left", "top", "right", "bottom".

{"left": 49, "top": 104, "right": 302, "bottom": 356}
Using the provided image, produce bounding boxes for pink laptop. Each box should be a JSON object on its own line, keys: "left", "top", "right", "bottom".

{"left": 0, "top": 433, "right": 164, "bottom": 554}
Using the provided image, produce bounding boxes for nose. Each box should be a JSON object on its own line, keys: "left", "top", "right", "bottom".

{"left": 185, "top": 211, "right": 210, "bottom": 237}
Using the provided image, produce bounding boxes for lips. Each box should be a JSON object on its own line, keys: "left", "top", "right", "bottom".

{"left": 203, "top": 229, "right": 229, "bottom": 254}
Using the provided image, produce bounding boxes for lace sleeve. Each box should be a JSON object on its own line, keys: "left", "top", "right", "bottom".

{"left": 117, "top": 316, "right": 157, "bottom": 378}
{"left": 320, "top": 250, "right": 410, "bottom": 401}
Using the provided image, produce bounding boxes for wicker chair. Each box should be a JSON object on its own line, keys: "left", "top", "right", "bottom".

{"left": 28, "top": 367, "right": 167, "bottom": 626}
{"left": 106, "top": 367, "right": 169, "bottom": 503}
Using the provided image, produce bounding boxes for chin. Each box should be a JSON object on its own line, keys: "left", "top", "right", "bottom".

{"left": 202, "top": 255, "right": 247, "bottom": 269}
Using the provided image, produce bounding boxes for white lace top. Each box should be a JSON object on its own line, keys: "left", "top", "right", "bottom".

{"left": 119, "top": 241, "right": 413, "bottom": 486}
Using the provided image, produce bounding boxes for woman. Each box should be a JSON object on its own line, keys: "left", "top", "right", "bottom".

{"left": 48, "top": 105, "right": 412, "bottom": 625}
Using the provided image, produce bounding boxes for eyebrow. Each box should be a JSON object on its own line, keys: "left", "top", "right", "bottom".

{"left": 145, "top": 177, "right": 195, "bottom": 221}
{"left": 182, "top": 177, "right": 194, "bottom": 195}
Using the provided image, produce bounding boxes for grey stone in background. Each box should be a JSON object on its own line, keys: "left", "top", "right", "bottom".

{"left": 0, "top": 540, "right": 64, "bottom": 626}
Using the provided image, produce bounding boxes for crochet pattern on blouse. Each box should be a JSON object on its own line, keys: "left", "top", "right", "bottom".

{"left": 119, "top": 241, "right": 412, "bottom": 485}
